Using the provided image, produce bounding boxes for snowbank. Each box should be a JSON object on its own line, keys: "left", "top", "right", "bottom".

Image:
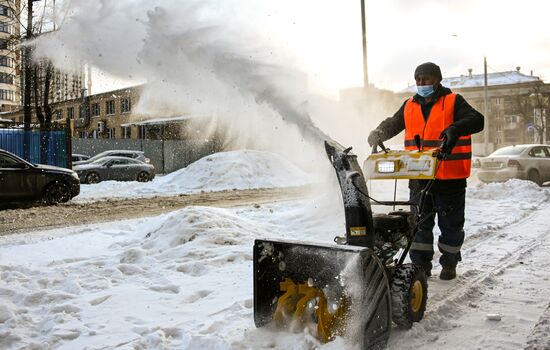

{"left": 75, "top": 150, "right": 313, "bottom": 201}
{"left": 2, "top": 179, "right": 550, "bottom": 349}
{"left": 465, "top": 179, "right": 550, "bottom": 239}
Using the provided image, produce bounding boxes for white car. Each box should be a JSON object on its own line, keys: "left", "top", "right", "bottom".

{"left": 477, "top": 144, "right": 550, "bottom": 186}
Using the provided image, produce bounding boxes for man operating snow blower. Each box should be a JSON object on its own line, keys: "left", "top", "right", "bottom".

{"left": 367, "top": 62, "right": 484, "bottom": 280}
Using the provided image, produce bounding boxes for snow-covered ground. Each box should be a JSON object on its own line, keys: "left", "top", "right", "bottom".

{"left": 2, "top": 152, "right": 550, "bottom": 349}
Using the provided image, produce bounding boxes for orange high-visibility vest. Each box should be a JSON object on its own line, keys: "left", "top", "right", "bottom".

{"left": 404, "top": 93, "right": 472, "bottom": 179}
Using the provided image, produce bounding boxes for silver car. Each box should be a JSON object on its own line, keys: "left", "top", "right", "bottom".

{"left": 74, "top": 156, "right": 155, "bottom": 184}
{"left": 73, "top": 150, "right": 150, "bottom": 166}
{"left": 477, "top": 144, "right": 550, "bottom": 186}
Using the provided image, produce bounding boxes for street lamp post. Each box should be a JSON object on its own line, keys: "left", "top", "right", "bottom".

{"left": 360, "top": 0, "right": 368, "bottom": 88}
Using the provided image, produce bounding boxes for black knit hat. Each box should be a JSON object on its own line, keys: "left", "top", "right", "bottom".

{"left": 414, "top": 62, "right": 442, "bottom": 81}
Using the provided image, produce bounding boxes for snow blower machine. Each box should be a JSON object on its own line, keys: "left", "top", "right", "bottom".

{"left": 254, "top": 139, "right": 442, "bottom": 349}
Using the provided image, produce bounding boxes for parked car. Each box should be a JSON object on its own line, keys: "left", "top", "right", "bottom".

{"left": 477, "top": 144, "right": 550, "bottom": 186}
{"left": 0, "top": 149, "right": 80, "bottom": 204}
{"left": 73, "top": 150, "right": 150, "bottom": 166}
{"left": 74, "top": 156, "right": 155, "bottom": 184}
{"left": 72, "top": 153, "right": 91, "bottom": 163}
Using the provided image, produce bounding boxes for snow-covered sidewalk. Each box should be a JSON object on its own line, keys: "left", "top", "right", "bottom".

{"left": 1, "top": 179, "right": 549, "bottom": 349}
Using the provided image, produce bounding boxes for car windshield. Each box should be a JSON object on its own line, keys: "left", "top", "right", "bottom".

{"left": 87, "top": 152, "right": 112, "bottom": 161}
{"left": 91, "top": 158, "right": 111, "bottom": 164}
{"left": 490, "top": 146, "right": 529, "bottom": 156}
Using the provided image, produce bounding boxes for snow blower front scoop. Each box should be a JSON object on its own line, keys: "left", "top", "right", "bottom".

{"left": 253, "top": 240, "right": 391, "bottom": 348}
{"left": 253, "top": 140, "right": 435, "bottom": 349}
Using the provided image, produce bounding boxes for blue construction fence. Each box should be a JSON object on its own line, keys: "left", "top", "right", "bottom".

{"left": 0, "top": 128, "right": 69, "bottom": 168}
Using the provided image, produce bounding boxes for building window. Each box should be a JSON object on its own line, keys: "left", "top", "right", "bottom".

{"left": 121, "top": 97, "right": 131, "bottom": 113}
{"left": 108, "top": 128, "right": 116, "bottom": 139}
{"left": 106, "top": 100, "right": 115, "bottom": 115}
{"left": 505, "top": 115, "right": 518, "bottom": 124}
{"left": 0, "top": 56, "right": 13, "bottom": 68}
{"left": 91, "top": 102, "right": 100, "bottom": 116}
{"left": 0, "top": 72, "right": 13, "bottom": 84}
{"left": 0, "top": 38, "right": 12, "bottom": 50}
{"left": 138, "top": 125, "right": 146, "bottom": 139}
{"left": 0, "top": 22, "right": 11, "bottom": 34}
{"left": 56, "top": 110, "right": 63, "bottom": 119}
{"left": 0, "top": 89, "right": 13, "bottom": 101}
{"left": 0, "top": 5, "right": 13, "bottom": 18}
{"left": 121, "top": 126, "right": 132, "bottom": 139}
{"left": 67, "top": 107, "right": 74, "bottom": 119}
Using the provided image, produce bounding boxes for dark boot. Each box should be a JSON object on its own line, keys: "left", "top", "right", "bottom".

{"left": 414, "top": 262, "right": 432, "bottom": 278}
{"left": 439, "top": 266, "right": 456, "bottom": 280}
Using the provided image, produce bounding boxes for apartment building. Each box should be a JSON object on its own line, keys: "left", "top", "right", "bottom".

{"left": 0, "top": 0, "right": 20, "bottom": 111}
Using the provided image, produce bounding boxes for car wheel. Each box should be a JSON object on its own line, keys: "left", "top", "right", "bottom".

{"left": 86, "top": 172, "right": 101, "bottom": 184}
{"left": 137, "top": 171, "right": 150, "bottom": 182}
{"left": 44, "top": 182, "right": 71, "bottom": 204}
{"left": 528, "top": 169, "right": 542, "bottom": 186}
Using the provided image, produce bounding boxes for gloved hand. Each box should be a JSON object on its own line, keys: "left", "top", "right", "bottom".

{"left": 367, "top": 130, "right": 383, "bottom": 147}
{"left": 439, "top": 126, "right": 459, "bottom": 154}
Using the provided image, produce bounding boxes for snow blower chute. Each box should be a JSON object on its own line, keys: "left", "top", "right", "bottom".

{"left": 254, "top": 139, "right": 440, "bottom": 349}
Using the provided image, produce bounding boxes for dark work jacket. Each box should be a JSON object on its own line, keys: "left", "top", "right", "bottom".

{"left": 374, "top": 86, "right": 484, "bottom": 193}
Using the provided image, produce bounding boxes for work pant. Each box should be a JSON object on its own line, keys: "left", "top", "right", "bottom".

{"left": 409, "top": 187, "right": 466, "bottom": 271}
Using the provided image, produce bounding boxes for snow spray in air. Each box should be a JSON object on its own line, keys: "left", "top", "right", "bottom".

{"left": 32, "top": 0, "right": 336, "bottom": 167}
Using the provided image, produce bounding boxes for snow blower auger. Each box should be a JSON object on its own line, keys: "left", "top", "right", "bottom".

{"left": 254, "top": 139, "right": 440, "bottom": 349}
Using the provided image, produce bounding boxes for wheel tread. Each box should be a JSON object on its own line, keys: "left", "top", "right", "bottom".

{"left": 390, "top": 264, "right": 428, "bottom": 328}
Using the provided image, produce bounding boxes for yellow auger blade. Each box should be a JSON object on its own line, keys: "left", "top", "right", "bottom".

{"left": 272, "top": 278, "right": 348, "bottom": 343}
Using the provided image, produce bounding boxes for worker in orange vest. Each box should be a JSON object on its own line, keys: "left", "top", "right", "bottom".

{"left": 368, "top": 62, "right": 484, "bottom": 280}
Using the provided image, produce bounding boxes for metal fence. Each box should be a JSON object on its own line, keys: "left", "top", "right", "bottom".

{"left": 72, "top": 138, "right": 217, "bottom": 173}
{"left": 0, "top": 128, "right": 69, "bottom": 167}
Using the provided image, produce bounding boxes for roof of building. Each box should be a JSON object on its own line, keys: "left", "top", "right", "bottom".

{"left": 400, "top": 70, "right": 542, "bottom": 93}
{"left": 120, "top": 114, "right": 207, "bottom": 127}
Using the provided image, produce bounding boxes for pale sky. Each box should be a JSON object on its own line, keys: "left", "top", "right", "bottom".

{"left": 270, "top": 0, "right": 550, "bottom": 97}
{"left": 77, "top": 0, "right": 550, "bottom": 98}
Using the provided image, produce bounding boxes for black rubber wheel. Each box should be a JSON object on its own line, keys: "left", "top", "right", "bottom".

{"left": 528, "top": 169, "right": 542, "bottom": 186}
{"left": 44, "top": 182, "right": 71, "bottom": 204}
{"left": 86, "top": 172, "right": 101, "bottom": 184}
{"left": 137, "top": 171, "right": 150, "bottom": 182}
{"left": 390, "top": 263, "right": 428, "bottom": 328}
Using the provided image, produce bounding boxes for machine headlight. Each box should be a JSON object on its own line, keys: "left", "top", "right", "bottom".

{"left": 407, "top": 159, "right": 431, "bottom": 172}
{"left": 376, "top": 160, "right": 399, "bottom": 173}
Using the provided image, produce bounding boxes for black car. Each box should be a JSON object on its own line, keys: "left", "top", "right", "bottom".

{"left": 0, "top": 149, "right": 80, "bottom": 204}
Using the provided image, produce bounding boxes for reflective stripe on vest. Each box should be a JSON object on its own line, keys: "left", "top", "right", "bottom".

{"left": 404, "top": 93, "right": 472, "bottom": 179}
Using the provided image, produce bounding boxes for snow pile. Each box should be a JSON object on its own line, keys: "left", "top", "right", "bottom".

{"left": 465, "top": 179, "right": 550, "bottom": 239}
{"left": 75, "top": 150, "right": 313, "bottom": 201}
{"left": 0, "top": 196, "right": 343, "bottom": 349}
{"left": 467, "top": 179, "right": 549, "bottom": 202}
{"left": 154, "top": 150, "right": 312, "bottom": 192}
{"left": 2, "top": 178, "right": 550, "bottom": 348}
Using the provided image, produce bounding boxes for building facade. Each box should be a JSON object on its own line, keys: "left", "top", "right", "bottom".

{"left": 398, "top": 68, "right": 550, "bottom": 153}
{"left": 3, "top": 84, "right": 208, "bottom": 141}
{"left": 0, "top": 0, "right": 20, "bottom": 111}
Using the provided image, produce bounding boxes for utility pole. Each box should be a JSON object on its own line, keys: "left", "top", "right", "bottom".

{"left": 483, "top": 56, "right": 489, "bottom": 155}
{"left": 360, "top": 0, "right": 368, "bottom": 88}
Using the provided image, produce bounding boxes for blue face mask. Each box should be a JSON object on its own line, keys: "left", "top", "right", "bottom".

{"left": 417, "top": 85, "right": 434, "bottom": 97}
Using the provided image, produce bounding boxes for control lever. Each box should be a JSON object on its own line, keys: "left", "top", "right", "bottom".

{"left": 414, "top": 134, "right": 422, "bottom": 151}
